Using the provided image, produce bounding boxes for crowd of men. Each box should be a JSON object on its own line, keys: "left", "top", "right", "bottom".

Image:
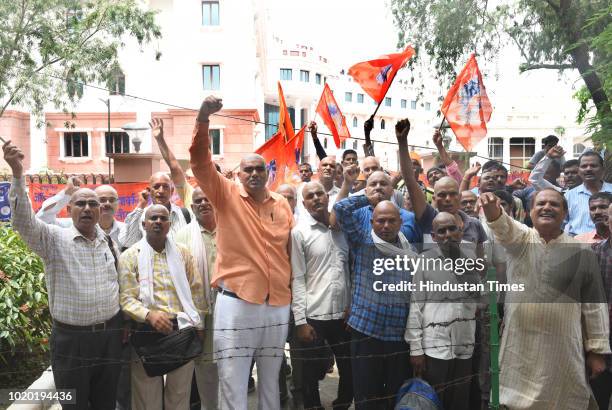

{"left": 2, "top": 95, "right": 611, "bottom": 410}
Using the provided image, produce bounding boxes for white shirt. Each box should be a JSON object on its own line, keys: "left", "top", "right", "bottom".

{"left": 36, "top": 189, "right": 124, "bottom": 244}
{"left": 296, "top": 184, "right": 340, "bottom": 222}
{"left": 405, "top": 245, "right": 481, "bottom": 360}
{"left": 290, "top": 211, "right": 350, "bottom": 326}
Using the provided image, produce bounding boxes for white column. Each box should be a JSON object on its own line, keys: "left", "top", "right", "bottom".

{"left": 29, "top": 113, "right": 47, "bottom": 172}
{"left": 294, "top": 99, "right": 302, "bottom": 129}
{"left": 502, "top": 137, "right": 511, "bottom": 168}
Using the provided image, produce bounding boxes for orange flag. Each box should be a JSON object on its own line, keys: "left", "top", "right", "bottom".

{"left": 277, "top": 81, "right": 295, "bottom": 142}
{"left": 315, "top": 84, "right": 351, "bottom": 148}
{"left": 281, "top": 125, "right": 306, "bottom": 185}
{"left": 348, "top": 45, "right": 415, "bottom": 104}
{"left": 441, "top": 54, "right": 492, "bottom": 151}
{"left": 255, "top": 126, "right": 306, "bottom": 190}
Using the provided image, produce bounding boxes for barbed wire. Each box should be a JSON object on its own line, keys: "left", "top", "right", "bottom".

{"left": 0, "top": 340, "right": 484, "bottom": 377}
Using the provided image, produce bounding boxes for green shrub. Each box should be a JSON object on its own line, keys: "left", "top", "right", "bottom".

{"left": 0, "top": 222, "right": 51, "bottom": 358}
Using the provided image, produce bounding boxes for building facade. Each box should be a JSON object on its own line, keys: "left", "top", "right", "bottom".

{"left": 0, "top": 0, "right": 591, "bottom": 178}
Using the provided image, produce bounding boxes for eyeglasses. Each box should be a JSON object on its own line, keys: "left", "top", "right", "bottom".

{"left": 73, "top": 200, "right": 100, "bottom": 208}
{"left": 99, "top": 197, "right": 117, "bottom": 204}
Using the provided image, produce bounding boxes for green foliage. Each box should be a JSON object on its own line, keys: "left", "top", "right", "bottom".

{"left": 391, "top": 0, "right": 611, "bottom": 147}
{"left": 0, "top": 223, "right": 51, "bottom": 355}
{"left": 0, "top": 0, "right": 161, "bottom": 123}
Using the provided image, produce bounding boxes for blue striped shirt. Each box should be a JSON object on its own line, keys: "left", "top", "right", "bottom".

{"left": 564, "top": 182, "right": 612, "bottom": 236}
{"left": 334, "top": 195, "right": 421, "bottom": 341}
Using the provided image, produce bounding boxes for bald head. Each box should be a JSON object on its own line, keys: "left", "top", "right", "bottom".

{"left": 276, "top": 184, "right": 297, "bottom": 213}
{"left": 362, "top": 156, "right": 381, "bottom": 179}
{"left": 94, "top": 185, "right": 119, "bottom": 218}
{"left": 70, "top": 187, "right": 98, "bottom": 204}
{"left": 68, "top": 188, "right": 100, "bottom": 238}
{"left": 372, "top": 200, "right": 402, "bottom": 242}
{"left": 241, "top": 154, "right": 266, "bottom": 168}
{"left": 302, "top": 181, "right": 329, "bottom": 221}
{"left": 431, "top": 211, "right": 463, "bottom": 245}
{"left": 94, "top": 184, "right": 117, "bottom": 197}
{"left": 433, "top": 176, "right": 460, "bottom": 214}
{"left": 145, "top": 204, "right": 169, "bottom": 219}
{"left": 149, "top": 172, "right": 173, "bottom": 207}
{"left": 239, "top": 154, "right": 268, "bottom": 195}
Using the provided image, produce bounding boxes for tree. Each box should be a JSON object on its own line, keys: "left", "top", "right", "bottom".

{"left": 391, "top": 0, "right": 611, "bottom": 147}
{"left": 0, "top": 0, "right": 161, "bottom": 122}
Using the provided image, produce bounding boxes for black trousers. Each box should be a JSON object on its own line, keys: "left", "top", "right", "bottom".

{"left": 350, "top": 328, "right": 411, "bottom": 410}
{"left": 424, "top": 356, "right": 472, "bottom": 410}
{"left": 590, "top": 370, "right": 612, "bottom": 410}
{"left": 301, "top": 319, "right": 353, "bottom": 410}
{"left": 50, "top": 313, "right": 123, "bottom": 410}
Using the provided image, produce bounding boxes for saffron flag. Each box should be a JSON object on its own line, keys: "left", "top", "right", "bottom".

{"left": 441, "top": 54, "right": 492, "bottom": 151}
{"left": 255, "top": 125, "right": 306, "bottom": 190}
{"left": 348, "top": 45, "right": 415, "bottom": 104}
{"left": 315, "top": 83, "right": 351, "bottom": 148}
{"left": 277, "top": 81, "right": 295, "bottom": 142}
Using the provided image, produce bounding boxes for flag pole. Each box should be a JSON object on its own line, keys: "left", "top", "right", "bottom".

{"left": 438, "top": 115, "right": 447, "bottom": 131}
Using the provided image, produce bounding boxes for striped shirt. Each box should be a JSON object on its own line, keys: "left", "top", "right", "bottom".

{"left": 564, "top": 182, "right": 612, "bottom": 236}
{"left": 9, "top": 177, "right": 120, "bottom": 326}
{"left": 118, "top": 241, "right": 206, "bottom": 328}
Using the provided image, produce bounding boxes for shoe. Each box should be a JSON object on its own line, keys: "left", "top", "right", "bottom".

{"left": 248, "top": 377, "right": 255, "bottom": 393}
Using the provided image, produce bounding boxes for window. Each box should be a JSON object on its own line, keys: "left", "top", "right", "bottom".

{"left": 509, "top": 137, "right": 536, "bottom": 168}
{"left": 401, "top": 99, "right": 407, "bottom": 108}
{"left": 323, "top": 138, "right": 328, "bottom": 149}
{"left": 573, "top": 143, "right": 586, "bottom": 158}
{"left": 280, "top": 68, "right": 292, "bottom": 80}
{"left": 345, "top": 92, "right": 352, "bottom": 102}
{"left": 107, "top": 65, "right": 125, "bottom": 96}
{"left": 341, "top": 140, "right": 346, "bottom": 149}
{"left": 202, "top": 65, "right": 220, "bottom": 90}
{"left": 210, "top": 129, "right": 221, "bottom": 155}
{"left": 385, "top": 97, "right": 391, "bottom": 107}
{"left": 105, "top": 132, "right": 129, "bottom": 154}
{"left": 411, "top": 100, "right": 417, "bottom": 109}
{"left": 353, "top": 140, "right": 358, "bottom": 150}
{"left": 64, "top": 132, "right": 89, "bottom": 158}
{"left": 357, "top": 93, "right": 364, "bottom": 103}
{"left": 202, "top": 1, "right": 219, "bottom": 25}
{"left": 352, "top": 117, "right": 358, "bottom": 128}
{"left": 380, "top": 119, "right": 386, "bottom": 130}
{"left": 264, "top": 103, "right": 295, "bottom": 139}
{"left": 425, "top": 102, "right": 431, "bottom": 111}
{"left": 488, "top": 137, "right": 503, "bottom": 161}
{"left": 315, "top": 73, "right": 321, "bottom": 84}
{"left": 300, "top": 70, "right": 309, "bottom": 82}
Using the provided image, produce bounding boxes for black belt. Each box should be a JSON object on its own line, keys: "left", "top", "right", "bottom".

{"left": 54, "top": 312, "right": 121, "bottom": 332}
{"left": 217, "top": 288, "right": 241, "bottom": 300}
{"left": 216, "top": 288, "right": 270, "bottom": 302}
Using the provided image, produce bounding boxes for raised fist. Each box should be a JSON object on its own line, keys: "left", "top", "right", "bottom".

{"left": 197, "top": 96, "right": 223, "bottom": 122}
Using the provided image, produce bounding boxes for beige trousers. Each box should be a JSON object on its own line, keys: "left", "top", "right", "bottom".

{"left": 131, "top": 347, "right": 195, "bottom": 410}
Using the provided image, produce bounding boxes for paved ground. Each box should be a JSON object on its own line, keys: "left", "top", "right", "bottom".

{"left": 247, "top": 351, "right": 354, "bottom": 410}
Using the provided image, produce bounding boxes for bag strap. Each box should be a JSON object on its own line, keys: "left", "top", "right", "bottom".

{"left": 181, "top": 207, "right": 191, "bottom": 224}
{"left": 105, "top": 234, "right": 119, "bottom": 271}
